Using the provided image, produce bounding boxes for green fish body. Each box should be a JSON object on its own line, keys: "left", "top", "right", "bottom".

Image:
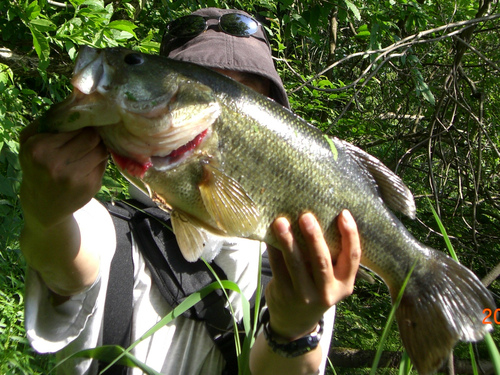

{"left": 40, "top": 47, "right": 495, "bottom": 375}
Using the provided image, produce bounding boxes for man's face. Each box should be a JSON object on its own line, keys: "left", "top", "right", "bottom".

{"left": 212, "top": 68, "right": 271, "bottom": 97}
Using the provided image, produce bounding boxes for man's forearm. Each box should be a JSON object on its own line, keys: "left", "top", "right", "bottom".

{"left": 20, "top": 213, "right": 99, "bottom": 296}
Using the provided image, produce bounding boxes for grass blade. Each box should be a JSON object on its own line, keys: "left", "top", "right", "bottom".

{"left": 469, "top": 343, "right": 479, "bottom": 375}
{"left": 56, "top": 280, "right": 230, "bottom": 373}
{"left": 369, "top": 261, "right": 416, "bottom": 375}
{"left": 57, "top": 346, "right": 162, "bottom": 375}
{"left": 398, "top": 350, "right": 413, "bottom": 375}
{"left": 427, "top": 199, "right": 458, "bottom": 261}
{"left": 429, "top": 199, "right": 500, "bottom": 375}
{"left": 485, "top": 333, "right": 500, "bottom": 375}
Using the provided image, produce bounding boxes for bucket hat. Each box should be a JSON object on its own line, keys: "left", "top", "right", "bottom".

{"left": 161, "top": 8, "right": 289, "bottom": 108}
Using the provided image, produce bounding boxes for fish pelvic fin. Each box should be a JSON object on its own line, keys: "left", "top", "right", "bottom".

{"left": 170, "top": 210, "right": 227, "bottom": 262}
{"left": 199, "top": 161, "right": 260, "bottom": 236}
{"left": 339, "top": 139, "right": 416, "bottom": 219}
{"left": 392, "top": 246, "right": 495, "bottom": 374}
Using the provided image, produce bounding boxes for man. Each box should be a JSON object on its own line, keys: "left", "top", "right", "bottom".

{"left": 19, "top": 7, "right": 361, "bottom": 375}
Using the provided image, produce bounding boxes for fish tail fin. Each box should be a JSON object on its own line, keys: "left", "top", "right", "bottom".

{"left": 391, "top": 246, "right": 495, "bottom": 375}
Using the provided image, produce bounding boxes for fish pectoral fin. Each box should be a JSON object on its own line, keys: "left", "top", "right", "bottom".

{"left": 199, "top": 162, "right": 260, "bottom": 236}
{"left": 339, "top": 138, "right": 416, "bottom": 219}
{"left": 170, "top": 210, "right": 226, "bottom": 262}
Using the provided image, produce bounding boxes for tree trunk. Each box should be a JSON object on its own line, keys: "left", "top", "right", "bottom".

{"left": 329, "top": 348, "right": 495, "bottom": 374}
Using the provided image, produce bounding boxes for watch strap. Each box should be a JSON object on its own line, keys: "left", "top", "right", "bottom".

{"left": 261, "top": 308, "right": 324, "bottom": 358}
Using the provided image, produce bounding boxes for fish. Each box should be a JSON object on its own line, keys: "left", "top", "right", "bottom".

{"left": 39, "top": 46, "right": 495, "bottom": 374}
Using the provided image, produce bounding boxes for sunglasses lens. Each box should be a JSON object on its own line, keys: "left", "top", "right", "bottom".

{"left": 168, "top": 15, "right": 207, "bottom": 38}
{"left": 220, "top": 14, "right": 259, "bottom": 36}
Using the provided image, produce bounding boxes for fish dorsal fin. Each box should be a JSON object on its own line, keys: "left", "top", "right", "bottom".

{"left": 170, "top": 209, "right": 226, "bottom": 262}
{"left": 199, "top": 161, "right": 260, "bottom": 236}
{"left": 339, "top": 139, "right": 416, "bottom": 219}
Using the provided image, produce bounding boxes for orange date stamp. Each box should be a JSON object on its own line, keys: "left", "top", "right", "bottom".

{"left": 483, "top": 308, "right": 500, "bottom": 324}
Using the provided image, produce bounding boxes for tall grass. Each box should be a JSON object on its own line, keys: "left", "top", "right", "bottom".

{"left": 428, "top": 202, "right": 499, "bottom": 375}
{"left": 0, "top": 232, "right": 55, "bottom": 373}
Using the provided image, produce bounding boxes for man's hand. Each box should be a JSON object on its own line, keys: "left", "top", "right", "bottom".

{"left": 19, "top": 121, "right": 108, "bottom": 228}
{"left": 265, "top": 211, "right": 361, "bottom": 341}
{"left": 19, "top": 121, "right": 107, "bottom": 296}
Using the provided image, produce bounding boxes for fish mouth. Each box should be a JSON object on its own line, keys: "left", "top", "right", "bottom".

{"left": 111, "top": 128, "right": 210, "bottom": 178}
{"left": 151, "top": 128, "right": 209, "bottom": 171}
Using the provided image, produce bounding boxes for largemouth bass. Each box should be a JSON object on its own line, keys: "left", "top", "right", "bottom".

{"left": 40, "top": 46, "right": 495, "bottom": 374}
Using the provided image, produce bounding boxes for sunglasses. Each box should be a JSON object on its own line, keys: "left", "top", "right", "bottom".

{"left": 160, "top": 13, "right": 269, "bottom": 56}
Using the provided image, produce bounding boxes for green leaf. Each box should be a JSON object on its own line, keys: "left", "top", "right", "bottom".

{"left": 0, "top": 173, "right": 16, "bottom": 198}
{"left": 356, "top": 24, "right": 371, "bottom": 39}
{"left": 108, "top": 20, "right": 137, "bottom": 33}
{"left": 30, "top": 18, "right": 57, "bottom": 32}
{"left": 344, "top": 0, "right": 361, "bottom": 21}
{"left": 370, "top": 23, "right": 381, "bottom": 51}
{"left": 419, "top": 80, "right": 435, "bottom": 105}
{"left": 324, "top": 135, "right": 339, "bottom": 161}
{"left": 25, "top": 0, "right": 41, "bottom": 20}
{"left": 20, "top": 89, "right": 37, "bottom": 95}
{"left": 29, "top": 27, "right": 50, "bottom": 62}
{"left": 0, "top": 64, "right": 14, "bottom": 86}
{"left": 82, "top": 0, "right": 105, "bottom": 8}
{"left": 412, "top": 68, "right": 435, "bottom": 106}
{"left": 355, "top": 30, "right": 371, "bottom": 38}
{"left": 7, "top": 8, "right": 18, "bottom": 21}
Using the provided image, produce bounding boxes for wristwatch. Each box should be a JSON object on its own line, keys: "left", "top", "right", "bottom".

{"left": 261, "top": 308, "right": 324, "bottom": 358}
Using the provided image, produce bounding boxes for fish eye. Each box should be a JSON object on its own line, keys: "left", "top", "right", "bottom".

{"left": 124, "top": 53, "right": 144, "bottom": 65}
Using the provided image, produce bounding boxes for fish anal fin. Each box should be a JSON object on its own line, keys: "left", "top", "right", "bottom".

{"left": 392, "top": 247, "right": 495, "bottom": 374}
{"left": 339, "top": 139, "right": 416, "bottom": 219}
{"left": 170, "top": 210, "right": 226, "bottom": 262}
{"left": 199, "top": 161, "right": 260, "bottom": 236}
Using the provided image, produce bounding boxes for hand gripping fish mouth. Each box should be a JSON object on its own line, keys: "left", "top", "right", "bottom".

{"left": 40, "top": 46, "right": 496, "bottom": 375}
{"left": 41, "top": 46, "right": 220, "bottom": 178}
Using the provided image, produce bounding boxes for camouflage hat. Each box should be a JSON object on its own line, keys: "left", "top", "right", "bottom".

{"left": 160, "top": 8, "right": 289, "bottom": 108}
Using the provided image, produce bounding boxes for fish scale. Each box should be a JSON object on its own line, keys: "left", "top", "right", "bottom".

{"left": 40, "top": 46, "right": 496, "bottom": 375}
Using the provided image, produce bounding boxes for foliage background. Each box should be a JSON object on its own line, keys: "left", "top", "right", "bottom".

{"left": 0, "top": 0, "right": 499, "bottom": 373}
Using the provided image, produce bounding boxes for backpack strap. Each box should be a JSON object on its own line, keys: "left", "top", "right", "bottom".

{"left": 101, "top": 199, "right": 273, "bottom": 374}
{"left": 99, "top": 201, "right": 135, "bottom": 375}
{"left": 128, "top": 204, "right": 232, "bottom": 325}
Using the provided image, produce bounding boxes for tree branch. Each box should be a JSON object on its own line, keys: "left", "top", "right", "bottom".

{"left": 482, "top": 261, "right": 500, "bottom": 287}
{"left": 453, "top": 35, "right": 500, "bottom": 74}
{"left": 0, "top": 47, "right": 73, "bottom": 77}
{"left": 281, "top": 13, "right": 500, "bottom": 94}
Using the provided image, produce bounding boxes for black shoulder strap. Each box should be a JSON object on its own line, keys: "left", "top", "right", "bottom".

{"left": 128, "top": 204, "right": 233, "bottom": 324}
{"left": 101, "top": 199, "right": 272, "bottom": 374}
{"left": 99, "top": 201, "right": 135, "bottom": 375}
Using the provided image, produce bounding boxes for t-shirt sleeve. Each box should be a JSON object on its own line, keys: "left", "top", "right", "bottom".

{"left": 24, "top": 198, "right": 116, "bottom": 373}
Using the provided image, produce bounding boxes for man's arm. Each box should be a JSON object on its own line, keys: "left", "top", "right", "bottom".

{"left": 19, "top": 121, "right": 108, "bottom": 297}
{"left": 250, "top": 211, "right": 361, "bottom": 374}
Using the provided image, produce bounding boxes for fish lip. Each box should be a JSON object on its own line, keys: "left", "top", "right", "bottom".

{"left": 71, "top": 47, "right": 113, "bottom": 95}
{"left": 151, "top": 128, "right": 210, "bottom": 171}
